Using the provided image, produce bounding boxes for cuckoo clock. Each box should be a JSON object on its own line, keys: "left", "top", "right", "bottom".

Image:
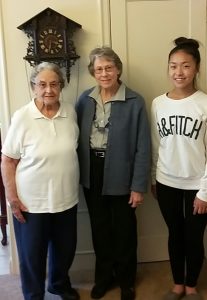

{"left": 17, "top": 7, "right": 82, "bottom": 82}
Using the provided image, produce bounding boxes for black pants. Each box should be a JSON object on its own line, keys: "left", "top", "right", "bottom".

{"left": 84, "top": 151, "right": 137, "bottom": 289}
{"left": 156, "top": 181, "right": 207, "bottom": 287}
{"left": 13, "top": 206, "right": 77, "bottom": 300}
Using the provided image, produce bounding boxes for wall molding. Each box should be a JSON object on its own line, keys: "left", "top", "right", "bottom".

{"left": 98, "top": 0, "right": 111, "bottom": 46}
{"left": 0, "top": 0, "right": 11, "bottom": 136}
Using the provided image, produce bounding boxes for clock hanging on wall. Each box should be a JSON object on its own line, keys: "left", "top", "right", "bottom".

{"left": 17, "top": 7, "right": 82, "bottom": 82}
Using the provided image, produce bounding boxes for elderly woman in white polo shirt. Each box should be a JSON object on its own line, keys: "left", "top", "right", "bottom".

{"left": 1, "top": 62, "right": 80, "bottom": 300}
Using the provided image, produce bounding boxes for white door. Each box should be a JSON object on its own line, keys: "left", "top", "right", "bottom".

{"left": 109, "top": 0, "right": 207, "bottom": 262}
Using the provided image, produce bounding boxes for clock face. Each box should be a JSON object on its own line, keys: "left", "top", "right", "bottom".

{"left": 38, "top": 28, "right": 64, "bottom": 55}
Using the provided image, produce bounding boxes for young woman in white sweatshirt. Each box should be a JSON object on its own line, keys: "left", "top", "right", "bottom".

{"left": 151, "top": 37, "right": 207, "bottom": 300}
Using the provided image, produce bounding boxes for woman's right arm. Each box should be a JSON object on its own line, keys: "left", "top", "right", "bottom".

{"left": 1, "top": 154, "right": 27, "bottom": 223}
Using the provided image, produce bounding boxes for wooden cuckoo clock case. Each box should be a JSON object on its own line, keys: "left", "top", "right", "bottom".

{"left": 17, "top": 7, "right": 82, "bottom": 82}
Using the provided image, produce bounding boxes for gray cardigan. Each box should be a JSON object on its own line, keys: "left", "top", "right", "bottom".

{"left": 76, "top": 86, "right": 151, "bottom": 195}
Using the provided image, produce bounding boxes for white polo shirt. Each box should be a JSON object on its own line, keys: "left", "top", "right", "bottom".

{"left": 2, "top": 99, "right": 79, "bottom": 213}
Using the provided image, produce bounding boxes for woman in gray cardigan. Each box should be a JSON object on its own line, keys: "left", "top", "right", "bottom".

{"left": 76, "top": 46, "right": 151, "bottom": 300}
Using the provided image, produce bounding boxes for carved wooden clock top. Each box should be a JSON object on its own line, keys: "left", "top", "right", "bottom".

{"left": 17, "top": 7, "right": 82, "bottom": 82}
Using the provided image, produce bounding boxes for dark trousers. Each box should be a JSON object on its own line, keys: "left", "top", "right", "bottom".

{"left": 84, "top": 152, "right": 137, "bottom": 289}
{"left": 156, "top": 181, "right": 207, "bottom": 287}
{"left": 13, "top": 206, "right": 77, "bottom": 300}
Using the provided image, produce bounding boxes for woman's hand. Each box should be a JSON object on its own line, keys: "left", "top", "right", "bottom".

{"left": 193, "top": 197, "right": 207, "bottom": 215}
{"left": 9, "top": 198, "right": 27, "bottom": 223}
{"left": 129, "top": 191, "right": 143, "bottom": 208}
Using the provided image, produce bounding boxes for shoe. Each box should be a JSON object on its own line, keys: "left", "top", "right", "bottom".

{"left": 91, "top": 279, "right": 118, "bottom": 299}
{"left": 91, "top": 284, "right": 110, "bottom": 299}
{"left": 163, "top": 291, "right": 185, "bottom": 300}
{"left": 182, "top": 294, "right": 203, "bottom": 300}
{"left": 121, "top": 287, "right": 135, "bottom": 300}
{"left": 60, "top": 288, "right": 80, "bottom": 300}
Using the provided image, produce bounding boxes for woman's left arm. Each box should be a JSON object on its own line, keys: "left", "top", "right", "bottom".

{"left": 194, "top": 123, "right": 207, "bottom": 214}
{"left": 131, "top": 98, "right": 151, "bottom": 194}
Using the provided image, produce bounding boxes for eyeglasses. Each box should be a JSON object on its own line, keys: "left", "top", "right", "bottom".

{"left": 94, "top": 65, "right": 115, "bottom": 74}
{"left": 33, "top": 82, "right": 61, "bottom": 90}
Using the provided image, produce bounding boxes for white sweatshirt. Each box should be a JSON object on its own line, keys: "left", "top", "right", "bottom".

{"left": 151, "top": 90, "right": 207, "bottom": 202}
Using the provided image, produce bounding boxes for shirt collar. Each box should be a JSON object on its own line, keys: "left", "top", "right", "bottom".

{"left": 89, "top": 82, "right": 126, "bottom": 102}
{"left": 30, "top": 98, "right": 67, "bottom": 119}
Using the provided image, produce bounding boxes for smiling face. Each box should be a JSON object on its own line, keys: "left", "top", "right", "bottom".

{"left": 93, "top": 57, "right": 120, "bottom": 91}
{"left": 33, "top": 69, "right": 61, "bottom": 107}
{"left": 168, "top": 50, "right": 199, "bottom": 91}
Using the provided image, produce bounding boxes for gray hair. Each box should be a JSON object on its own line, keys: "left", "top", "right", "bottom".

{"left": 30, "top": 62, "right": 65, "bottom": 89}
{"left": 88, "top": 46, "right": 123, "bottom": 80}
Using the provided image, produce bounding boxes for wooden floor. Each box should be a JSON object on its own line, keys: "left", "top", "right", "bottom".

{"left": 71, "top": 260, "right": 207, "bottom": 300}
{"left": 1, "top": 233, "right": 207, "bottom": 300}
